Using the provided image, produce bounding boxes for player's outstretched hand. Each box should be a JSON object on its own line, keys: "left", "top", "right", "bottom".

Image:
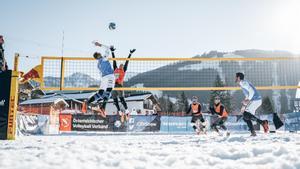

{"left": 94, "top": 41, "right": 101, "bottom": 47}
{"left": 110, "top": 46, "right": 116, "bottom": 51}
{"left": 130, "top": 49, "right": 136, "bottom": 53}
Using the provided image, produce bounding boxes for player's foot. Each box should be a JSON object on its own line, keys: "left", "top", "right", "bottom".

{"left": 125, "top": 109, "right": 130, "bottom": 115}
{"left": 225, "top": 131, "right": 230, "bottom": 137}
{"left": 118, "top": 111, "right": 123, "bottom": 116}
{"left": 217, "top": 131, "right": 223, "bottom": 136}
{"left": 250, "top": 130, "right": 257, "bottom": 137}
{"left": 262, "top": 120, "right": 269, "bottom": 133}
{"left": 99, "top": 107, "right": 107, "bottom": 118}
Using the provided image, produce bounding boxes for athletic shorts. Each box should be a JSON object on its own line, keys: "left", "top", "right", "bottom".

{"left": 112, "top": 83, "right": 124, "bottom": 99}
{"left": 100, "top": 74, "right": 115, "bottom": 90}
{"left": 245, "top": 99, "right": 262, "bottom": 115}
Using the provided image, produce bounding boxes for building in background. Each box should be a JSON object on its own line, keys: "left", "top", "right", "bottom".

{"left": 19, "top": 92, "right": 161, "bottom": 115}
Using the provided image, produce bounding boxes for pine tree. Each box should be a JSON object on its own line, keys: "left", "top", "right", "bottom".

{"left": 158, "top": 96, "right": 167, "bottom": 112}
{"left": 209, "top": 75, "right": 232, "bottom": 112}
{"left": 167, "top": 95, "right": 175, "bottom": 112}
{"left": 176, "top": 91, "right": 189, "bottom": 112}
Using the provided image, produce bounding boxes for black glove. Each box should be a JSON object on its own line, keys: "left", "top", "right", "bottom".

{"left": 130, "top": 49, "right": 136, "bottom": 54}
{"left": 110, "top": 46, "right": 116, "bottom": 52}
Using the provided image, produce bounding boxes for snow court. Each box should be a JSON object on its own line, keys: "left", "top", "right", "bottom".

{"left": 1, "top": 132, "right": 300, "bottom": 169}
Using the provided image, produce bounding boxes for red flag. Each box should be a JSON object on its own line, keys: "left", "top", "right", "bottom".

{"left": 20, "top": 65, "right": 43, "bottom": 84}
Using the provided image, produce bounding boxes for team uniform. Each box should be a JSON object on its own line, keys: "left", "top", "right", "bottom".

{"left": 209, "top": 103, "right": 229, "bottom": 134}
{"left": 239, "top": 80, "right": 268, "bottom": 135}
{"left": 186, "top": 102, "right": 206, "bottom": 133}
{"left": 86, "top": 45, "right": 115, "bottom": 112}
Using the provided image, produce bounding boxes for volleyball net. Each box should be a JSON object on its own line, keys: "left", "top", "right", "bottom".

{"left": 41, "top": 56, "right": 300, "bottom": 91}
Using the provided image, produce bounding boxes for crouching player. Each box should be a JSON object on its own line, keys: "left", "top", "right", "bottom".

{"left": 186, "top": 96, "right": 206, "bottom": 134}
{"left": 209, "top": 96, "right": 230, "bottom": 136}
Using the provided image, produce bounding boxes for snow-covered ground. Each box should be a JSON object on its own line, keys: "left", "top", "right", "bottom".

{"left": 1, "top": 132, "right": 300, "bottom": 169}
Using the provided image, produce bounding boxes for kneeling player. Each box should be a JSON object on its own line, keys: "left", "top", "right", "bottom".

{"left": 186, "top": 96, "right": 206, "bottom": 134}
{"left": 209, "top": 96, "right": 230, "bottom": 136}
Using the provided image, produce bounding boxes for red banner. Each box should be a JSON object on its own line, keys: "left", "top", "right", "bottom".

{"left": 59, "top": 114, "right": 72, "bottom": 131}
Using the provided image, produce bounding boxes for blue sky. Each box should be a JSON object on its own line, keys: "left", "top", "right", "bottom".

{"left": 1, "top": 0, "right": 300, "bottom": 72}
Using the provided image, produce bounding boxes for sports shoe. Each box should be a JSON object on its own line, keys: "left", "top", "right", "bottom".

{"left": 125, "top": 109, "right": 130, "bottom": 115}
{"left": 250, "top": 130, "right": 257, "bottom": 137}
{"left": 98, "top": 107, "right": 106, "bottom": 118}
{"left": 262, "top": 120, "right": 269, "bottom": 133}
{"left": 225, "top": 131, "right": 231, "bottom": 137}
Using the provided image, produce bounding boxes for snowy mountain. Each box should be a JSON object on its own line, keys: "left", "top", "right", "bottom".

{"left": 44, "top": 72, "right": 100, "bottom": 88}
{"left": 126, "top": 50, "right": 300, "bottom": 113}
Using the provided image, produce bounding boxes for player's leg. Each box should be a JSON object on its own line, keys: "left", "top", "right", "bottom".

{"left": 118, "top": 87, "right": 127, "bottom": 109}
{"left": 100, "top": 87, "right": 113, "bottom": 110}
{"left": 196, "top": 115, "right": 206, "bottom": 134}
{"left": 99, "top": 74, "right": 115, "bottom": 111}
{"left": 87, "top": 89, "right": 104, "bottom": 104}
{"left": 243, "top": 114, "right": 256, "bottom": 136}
{"left": 191, "top": 116, "right": 197, "bottom": 131}
{"left": 245, "top": 100, "right": 269, "bottom": 133}
{"left": 112, "top": 90, "right": 121, "bottom": 112}
{"left": 211, "top": 117, "right": 228, "bottom": 135}
{"left": 120, "top": 97, "right": 128, "bottom": 110}
{"left": 210, "top": 118, "right": 220, "bottom": 133}
{"left": 219, "top": 117, "right": 227, "bottom": 131}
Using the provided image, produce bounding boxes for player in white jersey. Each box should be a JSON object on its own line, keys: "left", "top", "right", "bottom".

{"left": 236, "top": 72, "right": 269, "bottom": 136}
{"left": 84, "top": 42, "right": 115, "bottom": 114}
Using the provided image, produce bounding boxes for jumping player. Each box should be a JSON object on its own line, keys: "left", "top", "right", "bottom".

{"left": 110, "top": 46, "right": 136, "bottom": 118}
{"left": 236, "top": 72, "right": 269, "bottom": 136}
{"left": 186, "top": 96, "right": 206, "bottom": 134}
{"left": 85, "top": 41, "right": 115, "bottom": 114}
{"left": 209, "top": 96, "right": 230, "bottom": 136}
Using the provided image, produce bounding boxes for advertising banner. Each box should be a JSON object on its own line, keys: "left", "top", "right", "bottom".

{"left": 160, "top": 116, "right": 191, "bottom": 132}
{"left": 59, "top": 114, "right": 72, "bottom": 132}
{"left": 71, "top": 114, "right": 109, "bottom": 131}
{"left": 283, "top": 112, "right": 300, "bottom": 132}
{"left": 126, "top": 115, "right": 161, "bottom": 132}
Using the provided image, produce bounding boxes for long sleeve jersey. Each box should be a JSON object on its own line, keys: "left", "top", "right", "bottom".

{"left": 239, "top": 80, "right": 261, "bottom": 101}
